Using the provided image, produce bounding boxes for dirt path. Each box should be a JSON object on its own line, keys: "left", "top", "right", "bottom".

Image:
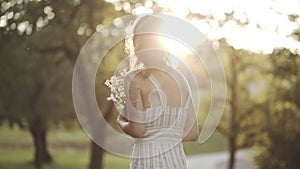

{"left": 187, "top": 149, "right": 254, "bottom": 169}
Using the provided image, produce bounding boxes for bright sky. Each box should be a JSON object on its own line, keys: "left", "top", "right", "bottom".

{"left": 149, "top": 0, "right": 300, "bottom": 54}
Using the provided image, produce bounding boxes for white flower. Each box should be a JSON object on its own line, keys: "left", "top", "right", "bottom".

{"left": 110, "top": 93, "right": 117, "bottom": 102}
{"left": 104, "top": 79, "right": 111, "bottom": 87}
{"left": 110, "top": 76, "right": 117, "bottom": 83}
{"left": 105, "top": 67, "right": 128, "bottom": 109}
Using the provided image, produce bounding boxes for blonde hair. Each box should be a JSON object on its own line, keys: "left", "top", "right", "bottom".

{"left": 124, "top": 15, "right": 145, "bottom": 70}
{"left": 124, "top": 35, "right": 136, "bottom": 70}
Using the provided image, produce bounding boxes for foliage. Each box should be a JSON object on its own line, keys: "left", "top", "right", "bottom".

{"left": 254, "top": 50, "right": 300, "bottom": 169}
{"left": 0, "top": 0, "right": 125, "bottom": 168}
{"left": 0, "top": 0, "right": 54, "bottom": 36}
{"left": 0, "top": 35, "right": 75, "bottom": 128}
{"left": 216, "top": 42, "right": 268, "bottom": 169}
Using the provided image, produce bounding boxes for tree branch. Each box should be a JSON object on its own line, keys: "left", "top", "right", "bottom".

{"left": 66, "top": 3, "right": 83, "bottom": 27}
{"left": 236, "top": 103, "right": 265, "bottom": 122}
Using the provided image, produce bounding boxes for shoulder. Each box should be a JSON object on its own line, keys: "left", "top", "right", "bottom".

{"left": 124, "top": 69, "right": 145, "bottom": 86}
{"left": 171, "top": 69, "right": 190, "bottom": 91}
{"left": 124, "top": 69, "right": 139, "bottom": 80}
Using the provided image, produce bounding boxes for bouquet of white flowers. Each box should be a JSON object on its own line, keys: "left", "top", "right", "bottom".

{"left": 104, "top": 67, "right": 128, "bottom": 110}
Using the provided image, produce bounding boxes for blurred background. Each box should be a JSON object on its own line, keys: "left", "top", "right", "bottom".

{"left": 0, "top": 0, "right": 299, "bottom": 169}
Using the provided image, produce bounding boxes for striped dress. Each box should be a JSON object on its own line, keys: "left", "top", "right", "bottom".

{"left": 130, "top": 75, "right": 189, "bottom": 169}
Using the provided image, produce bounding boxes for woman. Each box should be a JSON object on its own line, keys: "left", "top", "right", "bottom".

{"left": 117, "top": 14, "right": 199, "bottom": 169}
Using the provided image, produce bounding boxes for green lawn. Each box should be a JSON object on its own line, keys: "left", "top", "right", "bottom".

{"left": 0, "top": 149, "right": 129, "bottom": 169}
{"left": 0, "top": 124, "right": 226, "bottom": 169}
{"left": 184, "top": 132, "right": 227, "bottom": 155}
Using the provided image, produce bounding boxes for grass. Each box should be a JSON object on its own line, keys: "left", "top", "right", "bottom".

{"left": 0, "top": 149, "right": 129, "bottom": 169}
{"left": 0, "top": 124, "right": 227, "bottom": 169}
{"left": 184, "top": 132, "right": 227, "bottom": 155}
{"left": 0, "top": 124, "right": 89, "bottom": 145}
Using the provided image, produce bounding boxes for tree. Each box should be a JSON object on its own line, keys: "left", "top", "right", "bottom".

{"left": 0, "top": 35, "right": 75, "bottom": 168}
{"left": 216, "top": 42, "right": 267, "bottom": 169}
{"left": 254, "top": 49, "right": 300, "bottom": 169}
{"left": 0, "top": 0, "right": 124, "bottom": 168}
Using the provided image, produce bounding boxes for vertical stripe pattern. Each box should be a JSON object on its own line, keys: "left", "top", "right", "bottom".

{"left": 130, "top": 106, "right": 188, "bottom": 169}
{"left": 129, "top": 75, "right": 189, "bottom": 169}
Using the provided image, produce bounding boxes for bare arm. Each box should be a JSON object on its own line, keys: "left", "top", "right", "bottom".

{"left": 117, "top": 113, "right": 145, "bottom": 138}
{"left": 117, "top": 76, "right": 146, "bottom": 138}
{"left": 182, "top": 97, "right": 199, "bottom": 142}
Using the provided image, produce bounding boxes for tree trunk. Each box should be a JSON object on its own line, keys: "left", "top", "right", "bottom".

{"left": 228, "top": 136, "right": 236, "bottom": 169}
{"left": 89, "top": 141, "right": 104, "bottom": 169}
{"left": 30, "top": 116, "right": 52, "bottom": 169}
{"left": 88, "top": 102, "right": 113, "bottom": 169}
{"left": 228, "top": 53, "right": 237, "bottom": 169}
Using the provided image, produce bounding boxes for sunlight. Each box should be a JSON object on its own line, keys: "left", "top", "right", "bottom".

{"left": 149, "top": 14, "right": 217, "bottom": 70}
{"left": 159, "top": 17, "right": 204, "bottom": 54}
{"left": 157, "top": 17, "right": 204, "bottom": 66}
{"left": 160, "top": 36, "right": 188, "bottom": 57}
{"left": 159, "top": 36, "right": 190, "bottom": 67}
{"left": 153, "top": 0, "right": 300, "bottom": 54}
